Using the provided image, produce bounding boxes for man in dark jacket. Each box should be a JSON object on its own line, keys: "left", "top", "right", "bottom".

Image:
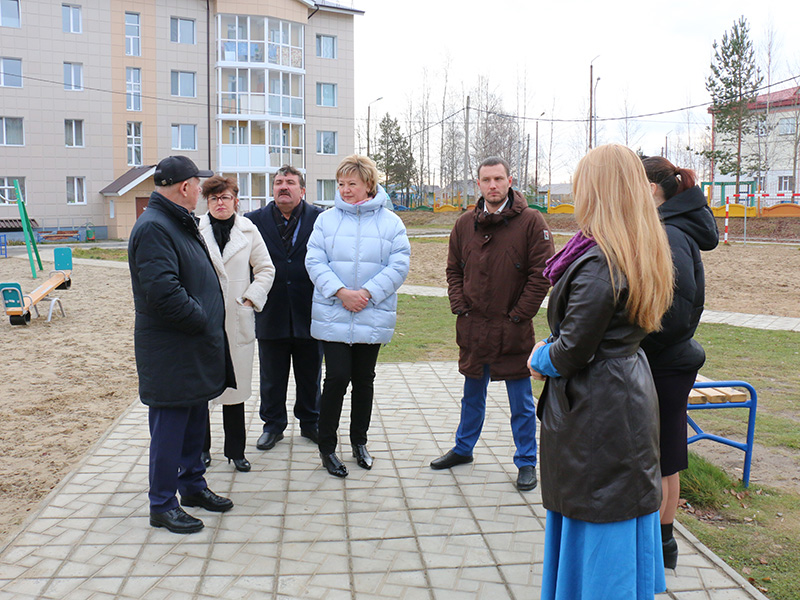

{"left": 245, "top": 165, "right": 323, "bottom": 451}
{"left": 129, "top": 156, "right": 237, "bottom": 534}
{"left": 431, "top": 157, "right": 554, "bottom": 491}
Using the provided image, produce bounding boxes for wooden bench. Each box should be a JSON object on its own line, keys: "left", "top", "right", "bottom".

{"left": 688, "top": 376, "right": 757, "bottom": 487}
{"left": 1, "top": 248, "right": 72, "bottom": 325}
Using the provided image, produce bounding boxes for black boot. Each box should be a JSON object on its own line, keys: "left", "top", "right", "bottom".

{"left": 661, "top": 523, "right": 678, "bottom": 570}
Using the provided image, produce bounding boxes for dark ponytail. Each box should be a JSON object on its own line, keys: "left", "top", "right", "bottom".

{"left": 641, "top": 156, "right": 696, "bottom": 201}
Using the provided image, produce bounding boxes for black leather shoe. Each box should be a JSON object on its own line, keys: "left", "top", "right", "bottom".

{"left": 663, "top": 536, "right": 678, "bottom": 569}
{"left": 150, "top": 507, "right": 204, "bottom": 534}
{"left": 256, "top": 431, "right": 284, "bottom": 451}
{"left": 229, "top": 457, "right": 251, "bottom": 472}
{"left": 320, "top": 452, "right": 348, "bottom": 478}
{"left": 300, "top": 428, "right": 319, "bottom": 444}
{"left": 516, "top": 465, "right": 538, "bottom": 491}
{"left": 352, "top": 444, "right": 373, "bottom": 470}
{"left": 201, "top": 451, "right": 211, "bottom": 467}
{"left": 430, "top": 449, "right": 473, "bottom": 470}
{"left": 180, "top": 488, "right": 233, "bottom": 513}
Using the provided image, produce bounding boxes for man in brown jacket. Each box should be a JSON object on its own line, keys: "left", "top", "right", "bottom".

{"left": 431, "top": 156, "right": 554, "bottom": 490}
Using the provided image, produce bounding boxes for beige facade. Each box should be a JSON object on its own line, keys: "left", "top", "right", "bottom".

{"left": 0, "top": 0, "right": 360, "bottom": 239}
{"left": 711, "top": 87, "right": 800, "bottom": 199}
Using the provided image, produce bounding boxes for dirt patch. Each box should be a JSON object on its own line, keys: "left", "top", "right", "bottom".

{"left": 406, "top": 226, "right": 800, "bottom": 319}
{"left": 0, "top": 258, "right": 137, "bottom": 541}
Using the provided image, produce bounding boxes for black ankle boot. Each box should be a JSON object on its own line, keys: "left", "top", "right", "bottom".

{"left": 661, "top": 523, "right": 678, "bottom": 569}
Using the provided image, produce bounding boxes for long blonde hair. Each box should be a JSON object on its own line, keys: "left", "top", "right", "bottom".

{"left": 573, "top": 144, "right": 674, "bottom": 332}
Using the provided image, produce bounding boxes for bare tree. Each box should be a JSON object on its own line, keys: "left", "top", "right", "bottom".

{"left": 617, "top": 89, "right": 644, "bottom": 148}
{"left": 470, "top": 76, "right": 517, "bottom": 173}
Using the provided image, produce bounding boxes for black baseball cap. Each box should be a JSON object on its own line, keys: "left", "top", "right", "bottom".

{"left": 154, "top": 156, "right": 213, "bottom": 186}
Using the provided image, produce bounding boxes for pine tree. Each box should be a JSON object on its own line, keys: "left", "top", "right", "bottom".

{"left": 703, "top": 16, "right": 764, "bottom": 194}
{"left": 372, "top": 114, "right": 416, "bottom": 199}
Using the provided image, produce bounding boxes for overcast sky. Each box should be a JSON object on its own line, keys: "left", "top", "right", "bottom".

{"left": 350, "top": 0, "right": 800, "bottom": 182}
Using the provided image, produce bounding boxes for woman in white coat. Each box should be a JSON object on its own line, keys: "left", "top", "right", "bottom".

{"left": 199, "top": 176, "right": 275, "bottom": 472}
{"left": 306, "top": 155, "right": 410, "bottom": 477}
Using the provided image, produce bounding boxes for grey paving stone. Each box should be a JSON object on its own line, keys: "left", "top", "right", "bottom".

{"left": 0, "top": 361, "right": 767, "bottom": 599}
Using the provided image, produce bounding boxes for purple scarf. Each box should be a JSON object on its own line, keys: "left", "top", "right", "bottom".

{"left": 543, "top": 231, "right": 597, "bottom": 286}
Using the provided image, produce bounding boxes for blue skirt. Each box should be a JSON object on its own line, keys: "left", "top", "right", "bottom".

{"left": 541, "top": 510, "right": 666, "bottom": 600}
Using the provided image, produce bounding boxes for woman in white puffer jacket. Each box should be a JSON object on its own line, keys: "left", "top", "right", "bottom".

{"left": 305, "top": 155, "right": 410, "bottom": 478}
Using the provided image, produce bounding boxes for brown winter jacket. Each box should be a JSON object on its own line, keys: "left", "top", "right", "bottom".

{"left": 446, "top": 190, "right": 554, "bottom": 380}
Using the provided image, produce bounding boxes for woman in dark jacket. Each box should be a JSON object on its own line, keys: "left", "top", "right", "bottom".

{"left": 529, "top": 145, "right": 674, "bottom": 599}
{"left": 641, "top": 156, "right": 719, "bottom": 569}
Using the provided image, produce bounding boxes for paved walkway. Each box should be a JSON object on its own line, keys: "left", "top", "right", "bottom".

{"left": 0, "top": 360, "right": 769, "bottom": 599}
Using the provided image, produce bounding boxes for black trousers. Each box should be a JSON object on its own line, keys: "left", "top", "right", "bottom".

{"left": 203, "top": 402, "right": 246, "bottom": 460}
{"left": 318, "top": 342, "right": 381, "bottom": 455}
{"left": 652, "top": 368, "right": 698, "bottom": 477}
{"left": 258, "top": 337, "right": 322, "bottom": 434}
{"left": 149, "top": 403, "right": 207, "bottom": 512}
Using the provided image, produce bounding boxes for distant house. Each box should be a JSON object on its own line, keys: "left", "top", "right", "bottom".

{"left": 709, "top": 86, "right": 800, "bottom": 200}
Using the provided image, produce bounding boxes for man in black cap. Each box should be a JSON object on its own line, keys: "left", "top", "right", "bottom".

{"left": 128, "top": 155, "right": 237, "bottom": 534}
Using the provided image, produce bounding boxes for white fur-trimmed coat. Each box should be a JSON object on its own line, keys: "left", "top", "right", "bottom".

{"left": 199, "top": 213, "right": 275, "bottom": 405}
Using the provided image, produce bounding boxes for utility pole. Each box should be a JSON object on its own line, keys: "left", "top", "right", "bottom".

{"left": 588, "top": 55, "right": 599, "bottom": 150}
{"left": 366, "top": 96, "right": 383, "bottom": 157}
{"left": 524, "top": 133, "right": 530, "bottom": 192}
{"left": 463, "top": 95, "right": 470, "bottom": 209}
{"left": 588, "top": 63, "right": 593, "bottom": 150}
{"left": 534, "top": 122, "right": 539, "bottom": 192}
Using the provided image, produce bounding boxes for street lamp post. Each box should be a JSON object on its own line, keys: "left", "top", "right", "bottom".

{"left": 366, "top": 96, "right": 383, "bottom": 157}
{"left": 593, "top": 77, "right": 600, "bottom": 147}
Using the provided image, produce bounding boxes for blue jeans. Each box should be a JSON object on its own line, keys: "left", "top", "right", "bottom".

{"left": 454, "top": 364, "right": 537, "bottom": 468}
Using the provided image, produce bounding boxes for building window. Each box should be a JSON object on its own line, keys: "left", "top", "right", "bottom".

{"left": 64, "top": 119, "right": 84, "bottom": 147}
{"left": 62, "top": 4, "right": 81, "bottom": 33}
{"left": 126, "top": 67, "right": 141, "bottom": 111}
{"left": 316, "top": 131, "right": 337, "bottom": 155}
{"left": 778, "top": 118, "right": 796, "bottom": 136}
{"left": 778, "top": 176, "right": 795, "bottom": 192}
{"left": 63, "top": 62, "right": 83, "bottom": 91}
{"left": 125, "top": 12, "right": 140, "bottom": 56}
{"left": 0, "top": 0, "right": 20, "bottom": 28}
{"left": 316, "top": 34, "right": 337, "bottom": 59}
{"left": 172, "top": 124, "right": 196, "bottom": 150}
{"left": 0, "top": 57, "right": 22, "bottom": 87}
{"left": 0, "top": 176, "right": 24, "bottom": 204}
{"left": 269, "top": 122, "right": 303, "bottom": 168}
{"left": 268, "top": 71, "right": 303, "bottom": 118}
{"left": 317, "top": 179, "right": 335, "bottom": 202}
{"left": 316, "top": 83, "right": 337, "bottom": 107}
{"left": 753, "top": 175, "right": 766, "bottom": 191}
{"left": 0, "top": 117, "right": 23, "bottom": 145}
{"left": 217, "top": 15, "right": 303, "bottom": 68}
{"left": 127, "top": 121, "right": 142, "bottom": 166}
{"left": 66, "top": 176, "right": 86, "bottom": 204}
{"left": 267, "top": 18, "right": 303, "bottom": 68}
{"left": 171, "top": 71, "right": 196, "bottom": 97}
{"left": 170, "top": 17, "right": 195, "bottom": 44}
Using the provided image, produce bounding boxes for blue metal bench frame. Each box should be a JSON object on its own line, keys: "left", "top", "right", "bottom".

{"left": 688, "top": 380, "right": 757, "bottom": 487}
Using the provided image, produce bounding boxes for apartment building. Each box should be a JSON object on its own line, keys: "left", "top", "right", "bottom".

{"left": 0, "top": 0, "right": 361, "bottom": 239}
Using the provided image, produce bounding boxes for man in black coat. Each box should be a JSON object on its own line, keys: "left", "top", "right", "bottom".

{"left": 245, "top": 165, "right": 323, "bottom": 451}
{"left": 128, "top": 156, "right": 236, "bottom": 534}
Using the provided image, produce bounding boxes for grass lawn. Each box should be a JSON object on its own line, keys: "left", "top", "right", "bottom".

{"left": 72, "top": 247, "right": 128, "bottom": 262}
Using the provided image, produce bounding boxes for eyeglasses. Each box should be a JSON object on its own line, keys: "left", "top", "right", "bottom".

{"left": 208, "top": 194, "right": 235, "bottom": 204}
